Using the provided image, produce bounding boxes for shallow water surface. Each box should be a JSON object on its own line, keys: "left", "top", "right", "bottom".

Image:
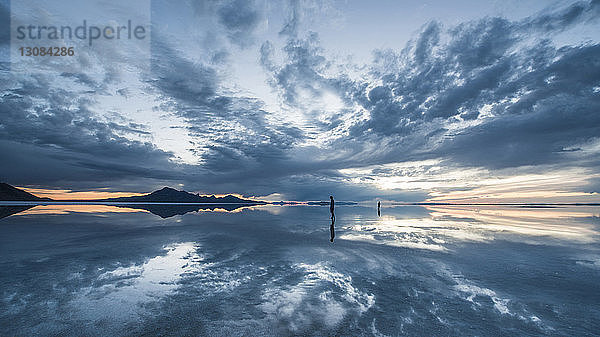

{"left": 1, "top": 204, "right": 599, "bottom": 336}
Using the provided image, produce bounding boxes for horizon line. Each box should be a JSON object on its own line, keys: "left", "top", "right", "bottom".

{"left": 1, "top": 201, "right": 598, "bottom": 206}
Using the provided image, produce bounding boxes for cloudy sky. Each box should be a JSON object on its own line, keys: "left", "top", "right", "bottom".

{"left": 0, "top": 0, "right": 599, "bottom": 202}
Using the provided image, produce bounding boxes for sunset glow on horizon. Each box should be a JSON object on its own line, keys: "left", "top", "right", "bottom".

{"left": 18, "top": 187, "right": 146, "bottom": 201}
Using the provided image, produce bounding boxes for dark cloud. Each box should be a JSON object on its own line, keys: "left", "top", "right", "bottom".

{"left": 217, "top": 0, "right": 262, "bottom": 47}
{"left": 520, "top": 0, "right": 600, "bottom": 32}
{"left": 438, "top": 91, "right": 600, "bottom": 168}
{"left": 279, "top": 0, "right": 301, "bottom": 37}
{"left": 414, "top": 21, "right": 441, "bottom": 65}
{"left": 260, "top": 32, "right": 333, "bottom": 106}
{"left": 150, "top": 39, "right": 220, "bottom": 111}
{"left": 0, "top": 69, "right": 181, "bottom": 190}
{"left": 277, "top": 0, "right": 340, "bottom": 39}
{"left": 188, "top": 0, "right": 264, "bottom": 48}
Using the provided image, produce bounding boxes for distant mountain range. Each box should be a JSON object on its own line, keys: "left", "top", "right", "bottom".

{"left": 99, "top": 187, "right": 264, "bottom": 204}
{"left": 0, "top": 183, "right": 52, "bottom": 201}
{"left": 0, "top": 183, "right": 264, "bottom": 204}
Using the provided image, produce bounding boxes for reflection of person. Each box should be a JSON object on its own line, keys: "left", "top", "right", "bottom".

{"left": 329, "top": 195, "right": 335, "bottom": 221}
{"left": 377, "top": 201, "right": 381, "bottom": 217}
{"left": 330, "top": 217, "right": 335, "bottom": 242}
{"left": 329, "top": 195, "right": 335, "bottom": 242}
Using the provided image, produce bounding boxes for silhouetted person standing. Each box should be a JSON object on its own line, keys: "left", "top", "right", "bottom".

{"left": 377, "top": 201, "right": 381, "bottom": 217}
{"left": 329, "top": 196, "right": 335, "bottom": 221}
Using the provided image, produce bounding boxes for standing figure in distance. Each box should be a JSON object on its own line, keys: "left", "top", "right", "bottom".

{"left": 329, "top": 195, "right": 335, "bottom": 221}
{"left": 377, "top": 200, "right": 381, "bottom": 217}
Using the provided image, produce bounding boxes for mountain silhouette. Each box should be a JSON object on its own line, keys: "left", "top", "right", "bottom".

{"left": 0, "top": 183, "right": 263, "bottom": 204}
{"left": 0, "top": 183, "right": 52, "bottom": 201}
{"left": 115, "top": 203, "right": 250, "bottom": 218}
{"left": 100, "top": 187, "right": 264, "bottom": 204}
{"left": 0, "top": 205, "right": 35, "bottom": 219}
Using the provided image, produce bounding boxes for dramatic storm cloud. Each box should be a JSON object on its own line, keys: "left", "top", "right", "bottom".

{"left": 1, "top": 0, "right": 599, "bottom": 202}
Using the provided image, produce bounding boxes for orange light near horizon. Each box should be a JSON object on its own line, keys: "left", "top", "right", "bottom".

{"left": 18, "top": 204, "right": 150, "bottom": 215}
{"left": 19, "top": 187, "right": 145, "bottom": 200}
{"left": 18, "top": 186, "right": 261, "bottom": 202}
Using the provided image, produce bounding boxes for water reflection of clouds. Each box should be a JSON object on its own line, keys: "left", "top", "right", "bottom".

{"left": 435, "top": 264, "right": 548, "bottom": 331}
{"left": 575, "top": 254, "right": 600, "bottom": 270}
{"left": 427, "top": 206, "right": 599, "bottom": 243}
{"left": 339, "top": 206, "right": 600, "bottom": 250}
{"left": 260, "top": 263, "right": 374, "bottom": 332}
{"left": 71, "top": 242, "right": 202, "bottom": 321}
